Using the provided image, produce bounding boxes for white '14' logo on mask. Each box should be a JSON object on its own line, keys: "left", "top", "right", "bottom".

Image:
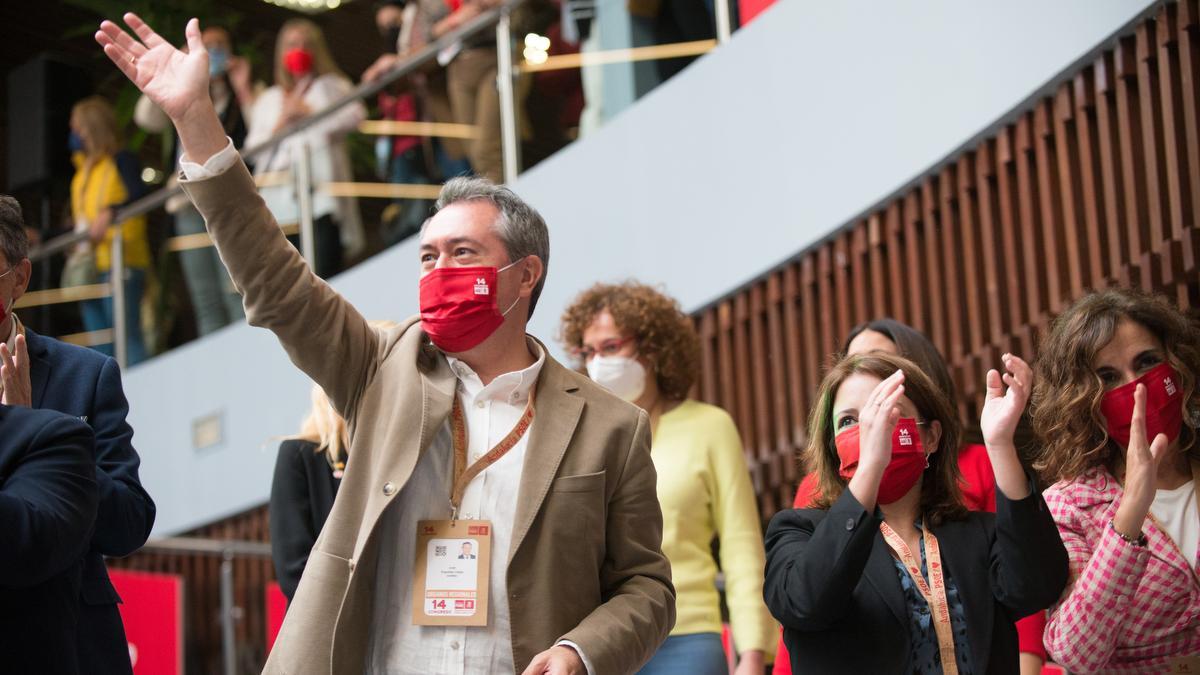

{"left": 899, "top": 428, "right": 913, "bottom": 446}
{"left": 1165, "top": 376, "right": 1177, "bottom": 396}
{"left": 474, "top": 279, "right": 490, "bottom": 295}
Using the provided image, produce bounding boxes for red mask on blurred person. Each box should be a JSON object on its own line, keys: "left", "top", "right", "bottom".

{"left": 835, "top": 417, "right": 928, "bottom": 504}
{"left": 419, "top": 262, "right": 521, "bottom": 353}
{"left": 283, "top": 48, "right": 314, "bottom": 77}
{"left": 1100, "top": 363, "right": 1184, "bottom": 448}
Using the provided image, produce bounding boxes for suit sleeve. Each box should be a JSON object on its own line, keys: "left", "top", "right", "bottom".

{"left": 1042, "top": 490, "right": 1147, "bottom": 673}
{"left": 0, "top": 415, "right": 99, "bottom": 587}
{"left": 763, "top": 490, "right": 880, "bottom": 631}
{"left": 558, "top": 410, "right": 677, "bottom": 674}
{"left": 709, "top": 412, "right": 776, "bottom": 657}
{"left": 988, "top": 477, "right": 1070, "bottom": 621}
{"left": 269, "top": 441, "right": 318, "bottom": 603}
{"left": 87, "top": 357, "right": 156, "bottom": 557}
{"left": 179, "top": 159, "right": 384, "bottom": 419}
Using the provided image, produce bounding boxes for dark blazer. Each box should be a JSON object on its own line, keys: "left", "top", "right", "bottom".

{"left": 0, "top": 404, "right": 99, "bottom": 675}
{"left": 269, "top": 439, "right": 341, "bottom": 602}
{"left": 25, "top": 327, "right": 156, "bottom": 675}
{"left": 764, "top": 484, "right": 1068, "bottom": 675}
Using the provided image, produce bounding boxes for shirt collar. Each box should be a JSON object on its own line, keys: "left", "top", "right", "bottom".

{"left": 446, "top": 337, "right": 545, "bottom": 405}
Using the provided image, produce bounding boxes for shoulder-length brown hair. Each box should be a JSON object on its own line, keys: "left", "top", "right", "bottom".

{"left": 559, "top": 281, "right": 700, "bottom": 401}
{"left": 1032, "top": 288, "right": 1200, "bottom": 484}
{"left": 70, "top": 96, "right": 122, "bottom": 158}
{"left": 805, "top": 352, "right": 966, "bottom": 526}
{"left": 273, "top": 18, "right": 344, "bottom": 90}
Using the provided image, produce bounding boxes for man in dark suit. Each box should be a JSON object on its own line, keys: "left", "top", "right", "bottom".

{"left": 0, "top": 404, "right": 100, "bottom": 674}
{"left": 0, "top": 195, "right": 156, "bottom": 674}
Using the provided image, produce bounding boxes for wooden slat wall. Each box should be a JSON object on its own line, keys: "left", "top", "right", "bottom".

{"left": 102, "top": 3, "right": 1200, "bottom": 671}
{"left": 693, "top": 0, "right": 1200, "bottom": 523}
{"left": 107, "top": 506, "right": 274, "bottom": 674}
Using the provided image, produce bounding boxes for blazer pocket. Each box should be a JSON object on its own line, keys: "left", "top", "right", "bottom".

{"left": 551, "top": 469, "right": 606, "bottom": 493}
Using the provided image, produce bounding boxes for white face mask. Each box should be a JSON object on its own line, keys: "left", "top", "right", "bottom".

{"left": 586, "top": 355, "right": 646, "bottom": 403}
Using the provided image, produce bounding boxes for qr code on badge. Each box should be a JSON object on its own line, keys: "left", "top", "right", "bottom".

{"left": 435, "top": 545, "right": 447, "bottom": 557}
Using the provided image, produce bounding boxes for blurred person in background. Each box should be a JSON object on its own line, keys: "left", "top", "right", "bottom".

{"left": 270, "top": 383, "right": 348, "bottom": 603}
{"left": 245, "top": 18, "right": 366, "bottom": 280}
{"left": 431, "top": 0, "right": 508, "bottom": 182}
{"left": 0, "top": 405, "right": 98, "bottom": 675}
{"left": 1034, "top": 289, "right": 1200, "bottom": 672}
{"left": 134, "top": 23, "right": 254, "bottom": 337}
{"left": 0, "top": 193, "right": 156, "bottom": 675}
{"left": 270, "top": 322, "right": 395, "bottom": 602}
{"left": 774, "top": 318, "right": 1050, "bottom": 675}
{"left": 67, "top": 96, "right": 149, "bottom": 364}
{"left": 562, "top": 281, "right": 775, "bottom": 675}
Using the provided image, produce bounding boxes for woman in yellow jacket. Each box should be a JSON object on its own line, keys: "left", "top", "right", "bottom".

{"left": 562, "top": 281, "right": 776, "bottom": 675}
{"left": 69, "top": 96, "right": 149, "bottom": 364}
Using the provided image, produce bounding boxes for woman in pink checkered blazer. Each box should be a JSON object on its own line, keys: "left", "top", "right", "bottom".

{"left": 1033, "top": 288, "right": 1200, "bottom": 673}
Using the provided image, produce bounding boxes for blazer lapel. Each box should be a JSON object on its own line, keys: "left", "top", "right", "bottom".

{"left": 863, "top": 533, "right": 910, "bottom": 633}
{"left": 933, "top": 521, "right": 992, "bottom": 671}
{"left": 508, "top": 356, "right": 583, "bottom": 566}
{"left": 24, "top": 330, "right": 51, "bottom": 409}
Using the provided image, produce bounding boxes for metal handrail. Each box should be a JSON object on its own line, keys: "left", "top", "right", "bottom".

{"left": 27, "top": 0, "right": 527, "bottom": 263}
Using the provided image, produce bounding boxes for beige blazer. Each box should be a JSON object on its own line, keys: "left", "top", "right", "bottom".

{"left": 181, "top": 161, "right": 676, "bottom": 674}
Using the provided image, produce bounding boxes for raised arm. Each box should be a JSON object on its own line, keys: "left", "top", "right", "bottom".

{"left": 95, "top": 15, "right": 382, "bottom": 416}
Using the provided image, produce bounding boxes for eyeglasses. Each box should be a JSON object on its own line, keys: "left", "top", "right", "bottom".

{"left": 572, "top": 336, "right": 636, "bottom": 361}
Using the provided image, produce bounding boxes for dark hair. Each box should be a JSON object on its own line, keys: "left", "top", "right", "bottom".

{"left": 845, "top": 318, "right": 958, "bottom": 412}
{"left": 0, "top": 195, "right": 30, "bottom": 266}
{"left": 1033, "top": 288, "right": 1200, "bottom": 483}
{"left": 804, "top": 352, "right": 967, "bottom": 526}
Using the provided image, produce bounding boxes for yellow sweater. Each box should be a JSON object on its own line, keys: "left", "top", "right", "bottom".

{"left": 654, "top": 399, "right": 777, "bottom": 657}
{"left": 70, "top": 152, "right": 150, "bottom": 271}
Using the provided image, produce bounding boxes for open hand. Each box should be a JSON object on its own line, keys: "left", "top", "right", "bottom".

{"left": 1113, "top": 383, "right": 1170, "bottom": 538}
{"left": 96, "top": 14, "right": 212, "bottom": 125}
{"left": 1, "top": 334, "right": 32, "bottom": 407}
{"left": 980, "top": 353, "right": 1032, "bottom": 450}
{"left": 858, "top": 369, "right": 907, "bottom": 473}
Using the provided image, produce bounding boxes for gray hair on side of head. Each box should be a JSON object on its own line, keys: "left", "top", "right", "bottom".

{"left": 431, "top": 176, "right": 550, "bottom": 319}
{"left": 0, "top": 195, "right": 30, "bottom": 266}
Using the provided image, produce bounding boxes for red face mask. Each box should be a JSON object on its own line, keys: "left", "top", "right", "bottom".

{"left": 835, "top": 417, "right": 928, "bottom": 504}
{"left": 419, "top": 261, "right": 522, "bottom": 353}
{"left": 283, "top": 48, "right": 314, "bottom": 77}
{"left": 1100, "top": 362, "right": 1185, "bottom": 448}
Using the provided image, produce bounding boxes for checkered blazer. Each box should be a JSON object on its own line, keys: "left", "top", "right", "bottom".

{"left": 1043, "top": 467, "right": 1200, "bottom": 673}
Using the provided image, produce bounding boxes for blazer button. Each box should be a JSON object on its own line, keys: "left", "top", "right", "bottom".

{"left": 348, "top": 559, "right": 356, "bottom": 572}
{"left": 845, "top": 518, "right": 855, "bottom": 531}
{"left": 383, "top": 482, "right": 396, "bottom": 496}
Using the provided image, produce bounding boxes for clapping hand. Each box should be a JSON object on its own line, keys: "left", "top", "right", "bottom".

{"left": 846, "top": 370, "right": 906, "bottom": 510}
{"left": 1113, "top": 383, "right": 1170, "bottom": 539}
{"left": 980, "top": 353, "right": 1033, "bottom": 499}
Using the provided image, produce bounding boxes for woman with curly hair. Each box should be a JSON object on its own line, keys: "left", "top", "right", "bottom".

{"left": 765, "top": 351, "right": 1067, "bottom": 673}
{"left": 560, "top": 281, "right": 775, "bottom": 675}
{"left": 1033, "top": 288, "right": 1200, "bottom": 672}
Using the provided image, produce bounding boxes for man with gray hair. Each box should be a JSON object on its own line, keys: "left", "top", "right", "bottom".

{"left": 96, "top": 13, "right": 674, "bottom": 675}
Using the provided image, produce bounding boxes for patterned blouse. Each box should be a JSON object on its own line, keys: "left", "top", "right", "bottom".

{"left": 891, "top": 522, "right": 975, "bottom": 674}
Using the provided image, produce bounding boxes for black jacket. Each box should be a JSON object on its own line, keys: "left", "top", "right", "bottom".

{"left": 764, "top": 483, "right": 1068, "bottom": 674}
{"left": 26, "top": 328, "right": 156, "bottom": 675}
{"left": 269, "top": 439, "right": 342, "bottom": 602}
{"left": 0, "top": 404, "right": 99, "bottom": 675}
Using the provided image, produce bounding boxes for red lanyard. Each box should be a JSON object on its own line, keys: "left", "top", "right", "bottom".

{"left": 448, "top": 384, "right": 535, "bottom": 518}
{"left": 879, "top": 521, "right": 959, "bottom": 675}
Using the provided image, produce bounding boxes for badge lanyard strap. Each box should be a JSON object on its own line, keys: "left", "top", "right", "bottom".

{"left": 449, "top": 384, "right": 536, "bottom": 522}
{"left": 879, "top": 520, "right": 959, "bottom": 675}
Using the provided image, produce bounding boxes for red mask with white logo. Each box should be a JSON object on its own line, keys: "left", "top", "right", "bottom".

{"left": 419, "top": 261, "right": 522, "bottom": 353}
{"left": 1100, "top": 362, "right": 1185, "bottom": 448}
{"left": 835, "top": 417, "right": 928, "bottom": 504}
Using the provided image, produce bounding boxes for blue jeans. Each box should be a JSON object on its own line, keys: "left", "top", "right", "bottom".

{"left": 175, "top": 207, "right": 244, "bottom": 336}
{"left": 637, "top": 633, "right": 728, "bottom": 675}
{"left": 81, "top": 267, "right": 147, "bottom": 365}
